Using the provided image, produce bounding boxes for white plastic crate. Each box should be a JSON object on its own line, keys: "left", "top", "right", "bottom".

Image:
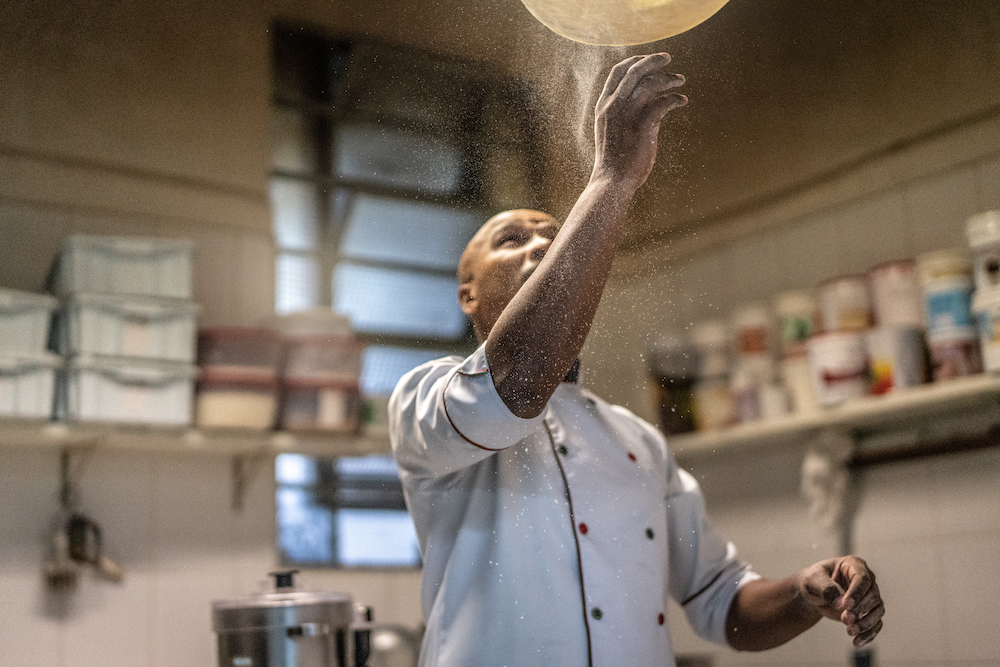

{"left": 0, "top": 288, "right": 58, "bottom": 356}
{"left": 0, "top": 353, "right": 60, "bottom": 419}
{"left": 56, "top": 293, "right": 198, "bottom": 362}
{"left": 52, "top": 235, "right": 194, "bottom": 299}
{"left": 63, "top": 355, "right": 196, "bottom": 425}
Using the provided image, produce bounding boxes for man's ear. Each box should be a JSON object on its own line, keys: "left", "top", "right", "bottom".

{"left": 459, "top": 283, "right": 477, "bottom": 316}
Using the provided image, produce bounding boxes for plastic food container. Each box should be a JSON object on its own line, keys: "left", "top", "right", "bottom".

{"left": 864, "top": 326, "right": 927, "bottom": 394}
{"left": 917, "top": 248, "right": 975, "bottom": 340}
{"left": 965, "top": 210, "right": 1000, "bottom": 292}
{"left": 648, "top": 335, "right": 699, "bottom": 435}
{"left": 198, "top": 328, "right": 284, "bottom": 380}
{"left": 690, "top": 319, "right": 730, "bottom": 378}
{"left": 780, "top": 353, "right": 820, "bottom": 414}
{"left": 62, "top": 355, "right": 197, "bottom": 425}
{"left": 732, "top": 302, "right": 773, "bottom": 358}
{"left": 280, "top": 379, "right": 361, "bottom": 433}
{"left": 818, "top": 275, "right": 871, "bottom": 333}
{"left": 773, "top": 289, "right": 817, "bottom": 356}
{"left": 807, "top": 332, "right": 869, "bottom": 407}
{"left": 927, "top": 331, "right": 982, "bottom": 382}
{"left": 0, "top": 352, "right": 61, "bottom": 419}
{"left": 196, "top": 374, "right": 279, "bottom": 431}
{"left": 868, "top": 260, "right": 923, "bottom": 328}
{"left": 692, "top": 377, "right": 733, "bottom": 431}
{"left": 50, "top": 235, "right": 194, "bottom": 299}
{"left": 973, "top": 288, "right": 1000, "bottom": 372}
{"left": 0, "top": 288, "right": 58, "bottom": 356}
{"left": 56, "top": 293, "right": 198, "bottom": 361}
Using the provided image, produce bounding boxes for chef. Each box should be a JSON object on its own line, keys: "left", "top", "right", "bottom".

{"left": 389, "top": 53, "right": 884, "bottom": 666}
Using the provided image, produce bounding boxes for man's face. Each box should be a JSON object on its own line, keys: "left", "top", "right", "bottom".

{"left": 459, "top": 209, "right": 560, "bottom": 341}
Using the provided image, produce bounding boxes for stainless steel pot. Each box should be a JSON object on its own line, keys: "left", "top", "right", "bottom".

{"left": 212, "top": 570, "right": 371, "bottom": 667}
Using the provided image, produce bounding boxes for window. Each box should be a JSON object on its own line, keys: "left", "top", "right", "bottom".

{"left": 276, "top": 453, "right": 421, "bottom": 568}
{"left": 269, "top": 26, "right": 542, "bottom": 567}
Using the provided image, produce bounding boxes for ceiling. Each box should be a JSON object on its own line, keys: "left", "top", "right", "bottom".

{"left": 268, "top": 0, "right": 1000, "bottom": 249}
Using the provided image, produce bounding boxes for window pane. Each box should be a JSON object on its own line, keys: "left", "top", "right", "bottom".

{"left": 334, "top": 124, "right": 462, "bottom": 195}
{"left": 333, "top": 263, "right": 466, "bottom": 338}
{"left": 335, "top": 508, "right": 421, "bottom": 567}
{"left": 271, "top": 177, "right": 320, "bottom": 251}
{"left": 340, "top": 195, "right": 483, "bottom": 270}
{"left": 275, "top": 453, "right": 318, "bottom": 485}
{"left": 360, "top": 346, "right": 452, "bottom": 396}
{"left": 276, "top": 253, "right": 318, "bottom": 315}
{"left": 272, "top": 107, "right": 320, "bottom": 173}
{"left": 277, "top": 487, "right": 334, "bottom": 563}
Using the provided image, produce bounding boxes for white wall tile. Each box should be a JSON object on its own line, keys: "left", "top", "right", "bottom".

{"left": 939, "top": 533, "right": 1000, "bottom": 662}
{"left": 848, "top": 539, "right": 948, "bottom": 665}
{"left": 0, "top": 565, "right": 64, "bottom": 667}
{"left": 976, "top": 152, "right": 1000, "bottom": 212}
{"left": 771, "top": 210, "right": 844, "bottom": 291}
{"left": 931, "top": 447, "right": 1000, "bottom": 537}
{"left": 905, "top": 166, "right": 979, "bottom": 254}
{"left": 0, "top": 199, "right": 71, "bottom": 291}
{"left": 63, "top": 569, "right": 154, "bottom": 667}
{"left": 151, "top": 454, "right": 238, "bottom": 568}
{"left": 153, "top": 566, "right": 235, "bottom": 667}
{"left": 832, "top": 191, "right": 911, "bottom": 274}
{"left": 853, "top": 457, "right": 940, "bottom": 545}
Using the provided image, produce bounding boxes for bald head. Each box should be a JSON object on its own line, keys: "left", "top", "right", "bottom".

{"left": 457, "top": 209, "right": 560, "bottom": 341}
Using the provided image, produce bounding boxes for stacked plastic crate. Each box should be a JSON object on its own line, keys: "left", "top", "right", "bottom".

{"left": 0, "top": 288, "right": 61, "bottom": 419}
{"left": 50, "top": 235, "right": 198, "bottom": 426}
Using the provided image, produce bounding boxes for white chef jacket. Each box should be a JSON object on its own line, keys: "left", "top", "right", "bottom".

{"left": 389, "top": 344, "right": 759, "bottom": 667}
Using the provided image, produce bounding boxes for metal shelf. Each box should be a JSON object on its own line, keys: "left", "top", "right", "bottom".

{"left": 669, "top": 373, "right": 1000, "bottom": 459}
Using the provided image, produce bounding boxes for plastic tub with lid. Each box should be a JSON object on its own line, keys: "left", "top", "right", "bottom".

{"left": 973, "top": 287, "right": 1000, "bottom": 372}
{"left": 818, "top": 274, "right": 871, "bottom": 333}
{"left": 196, "top": 373, "right": 279, "bottom": 431}
{"left": 0, "top": 352, "right": 61, "bottom": 419}
{"left": 0, "top": 288, "right": 58, "bottom": 356}
{"left": 965, "top": 210, "right": 1000, "bottom": 291}
{"left": 917, "top": 248, "right": 975, "bottom": 339}
{"left": 868, "top": 259, "right": 923, "bottom": 328}
{"left": 198, "top": 327, "right": 284, "bottom": 380}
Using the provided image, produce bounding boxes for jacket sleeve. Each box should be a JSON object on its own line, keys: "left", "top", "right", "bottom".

{"left": 389, "top": 343, "right": 547, "bottom": 480}
{"left": 664, "top": 454, "right": 761, "bottom": 645}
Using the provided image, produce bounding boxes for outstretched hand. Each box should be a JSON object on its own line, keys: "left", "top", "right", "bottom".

{"left": 798, "top": 556, "right": 885, "bottom": 647}
{"left": 591, "top": 53, "right": 687, "bottom": 191}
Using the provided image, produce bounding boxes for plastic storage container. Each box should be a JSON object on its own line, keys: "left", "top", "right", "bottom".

{"left": 280, "top": 379, "right": 362, "bottom": 433}
{"left": 62, "top": 355, "right": 196, "bottom": 425}
{"left": 868, "top": 260, "right": 923, "bottom": 328}
{"left": 56, "top": 293, "right": 198, "bottom": 362}
{"left": 965, "top": 210, "right": 1000, "bottom": 292}
{"left": 818, "top": 274, "right": 871, "bottom": 333}
{"left": 973, "top": 288, "right": 1000, "bottom": 372}
{"left": 195, "top": 374, "right": 279, "bottom": 431}
{"left": 865, "top": 326, "right": 926, "bottom": 394}
{"left": 51, "top": 235, "right": 194, "bottom": 299}
{"left": 773, "top": 289, "right": 817, "bottom": 356}
{"left": 0, "top": 288, "right": 58, "bottom": 356}
{"left": 198, "top": 328, "right": 284, "bottom": 380}
{"left": 283, "top": 337, "right": 365, "bottom": 384}
{"left": 0, "top": 352, "right": 61, "bottom": 419}
{"left": 917, "top": 248, "right": 975, "bottom": 339}
{"left": 807, "top": 332, "right": 869, "bottom": 407}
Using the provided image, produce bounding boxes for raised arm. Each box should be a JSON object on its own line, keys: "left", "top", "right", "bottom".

{"left": 726, "top": 556, "right": 885, "bottom": 651}
{"left": 486, "top": 54, "right": 687, "bottom": 417}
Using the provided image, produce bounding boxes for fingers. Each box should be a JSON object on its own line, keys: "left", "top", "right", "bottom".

{"left": 599, "top": 55, "right": 646, "bottom": 100}
{"left": 837, "top": 556, "right": 875, "bottom": 611}
{"left": 612, "top": 53, "right": 674, "bottom": 100}
{"left": 848, "top": 599, "right": 885, "bottom": 647}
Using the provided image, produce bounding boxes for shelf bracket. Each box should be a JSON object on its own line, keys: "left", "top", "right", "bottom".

{"left": 231, "top": 448, "right": 272, "bottom": 512}
{"left": 800, "top": 429, "right": 856, "bottom": 554}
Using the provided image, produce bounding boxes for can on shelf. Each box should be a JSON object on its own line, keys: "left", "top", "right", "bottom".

{"left": 818, "top": 274, "right": 872, "bottom": 333}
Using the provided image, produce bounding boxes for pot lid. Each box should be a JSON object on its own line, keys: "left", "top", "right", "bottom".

{"left": 212, "top": 570, "right": 354, "bottom": 632}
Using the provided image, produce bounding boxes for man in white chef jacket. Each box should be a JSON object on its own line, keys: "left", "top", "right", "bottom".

{"left": 389, "top": 54, "right": 885, "bottom": 667}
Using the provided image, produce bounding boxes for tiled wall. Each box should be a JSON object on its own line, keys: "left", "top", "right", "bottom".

{"left": 0, "top": 446, "right": 424, "bottom": 667}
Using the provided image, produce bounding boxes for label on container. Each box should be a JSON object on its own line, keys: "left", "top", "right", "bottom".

{"left": 925, "top": 281, "right": 974, "bottom": 331}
